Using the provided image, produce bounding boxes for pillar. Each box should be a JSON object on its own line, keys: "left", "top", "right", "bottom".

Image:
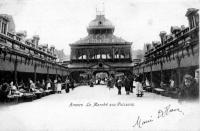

{"left": 112, "top": 48, "right": 115, "bottom": 61}
{"left": 61, "top": 68, "right": 64, "bottom": 79}
{"left": 47, "top": 65, "right": 49, "bottom": 80}
{"left": 143, "top": 66, "right": 145, "bottom": 82}
{"left": 150, "top": 63, "right": 153, "bottom": 87}
{"left": 100, "top": 49, "right": 102, "bottom": 59}
{"left": 34, "top": 63, "right": 37, "bottom": 83}
{"left": 14, "top": 59, "right": 18, "bottom": 83}
{"left": 119, "top": 49, "right": 121, "bottom": 59}
{"left": 87, "top": 49, "right": 89, "bottom": 61}
{"left": 177, "top": 57, "right": 181, "bottom": 88}
{"left": 56, "top": 68, "right": 58, "bottom": 79}
{"left": 70, "top": 48, "right": 73, "bottom": 60}
{"left": 160, "top": 62, "right": 163, "bottom": 84}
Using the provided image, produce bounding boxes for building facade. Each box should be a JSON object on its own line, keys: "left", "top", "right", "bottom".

{"left": 0, "top": 14, "right": 68, "bottom": 83}
{"left": 68, "top": 13, "right": 133, "bottom": 82}
{"left": 133, "top": 8, "right": 199, "bottom": 92}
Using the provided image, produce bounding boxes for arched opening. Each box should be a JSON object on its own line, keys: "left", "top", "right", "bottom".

{"left": 93, "top": 71, "right": 109, "bottom": 85}
{"left": 70, "top": 71, "right": 88, "bottom": 83}
{"left": 78, "top": 55, "right": 86, "bottom": 59}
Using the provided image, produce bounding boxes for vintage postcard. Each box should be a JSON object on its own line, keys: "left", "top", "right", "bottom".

{"left": 0, "top": 0, "right": 199, "bottom": 130}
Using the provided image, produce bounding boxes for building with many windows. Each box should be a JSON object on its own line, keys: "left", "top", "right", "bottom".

{"left": 0, "top": 14, "right": 68, "bottom": 83}
{"left": 133, "top": 8, "right": 199, "bottom": 97}
{"left": 67, "top": 12, "right": 133, "bottom": 81}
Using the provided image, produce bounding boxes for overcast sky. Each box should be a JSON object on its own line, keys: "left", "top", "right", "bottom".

{"left": 0, "top": 0, "right": 199, "bottom": 55}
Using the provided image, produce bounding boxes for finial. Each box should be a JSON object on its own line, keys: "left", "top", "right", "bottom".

{"left": 96, "top": 0, "right": 105, "bottom": 16}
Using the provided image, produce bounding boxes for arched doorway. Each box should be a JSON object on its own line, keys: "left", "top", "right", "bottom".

{"left": 70, "top": 71, "right": 88, "bottom": 83}
{"left": 93, "top": 70, "right": 109, "bottom": 85}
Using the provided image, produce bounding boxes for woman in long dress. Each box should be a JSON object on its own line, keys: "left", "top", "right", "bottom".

{"left": 57, "top": 80, "right": 62, "bottom": 94}
{"left": 135, "top": 76, "right": 143, "bottom": 97}
{"left": 54, "top": 79, "right": 57, "bottom": 93}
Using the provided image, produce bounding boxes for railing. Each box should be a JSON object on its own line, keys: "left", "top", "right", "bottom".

{"left": 70, "top": 58, "right": 132, "bottom": 63}
{"left": 143, "top": 27, "right": 199, "bottom": 65}
{"left": 15, "top": 35, "right": 21, "bottom": 41}
{"left": 0, "top": 31, "right": 57, "bottom": 60}
{"left": 7, "top": 32, "right": 15, "bottom": 39}
{"left": 144, "top": 26, "right": 197, "bottom": 58}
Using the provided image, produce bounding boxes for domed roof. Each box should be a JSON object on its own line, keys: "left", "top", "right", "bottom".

{"left": 87, "top": 15, "right": 115, "bottom": 31}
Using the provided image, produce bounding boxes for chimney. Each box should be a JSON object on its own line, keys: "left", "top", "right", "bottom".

{"left": 181, "top": 25, "right": 186, "bottom": 30}
{"left": 152, "top": 41, "right": 158, "bottom": 48}
{"left": 0, "top": 14, "right": 9, "bottom": 34}
{"left": 42, "top": 44, "right": 48, "bottom": 52}
{"left": 185, "top": 8, "right": 199, "bottom": 29}
{"left": 50, "top": 45, "right": 55, "bottom": 55}
{"left": 145, "top": 43, "right": 151, "bottom": 52}
{"left": 16, "top": 31, "right": 27, "bottom": 43}
{"left": 170, "top": 26, "right": 181, "bottom": 35}
{"left": 33, "top": 35, "right": 40, "bottom": 48}
{"left": 159, "top": 31, "right": 167, "bottom": 45}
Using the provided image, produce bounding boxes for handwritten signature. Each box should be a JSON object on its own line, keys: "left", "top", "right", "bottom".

{"left": 133, "top": 104, "right": 184, "bottom": 128}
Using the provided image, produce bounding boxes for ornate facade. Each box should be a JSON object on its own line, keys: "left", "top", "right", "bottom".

{"left": 0, "top": 14, "right": 68, "bottom": 83}
{"left": 68, "top": 13, "right": 133, "bottom": 81}
{"left": 133, "top": 8, "right": 199, "bottom": 95}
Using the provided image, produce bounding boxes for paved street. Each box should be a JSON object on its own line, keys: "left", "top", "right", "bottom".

{"left": 0, "top": 85, "right": 199, "bottom": 131}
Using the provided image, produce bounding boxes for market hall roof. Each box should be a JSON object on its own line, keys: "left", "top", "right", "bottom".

{"left": 87, "top": 14, "right": 115, "bottom": 31}
{"left": 70, "top": 14, "right": 131, "bottom": 46}
{"left": 71, "top": 34, "right": 130, "bottom": 45}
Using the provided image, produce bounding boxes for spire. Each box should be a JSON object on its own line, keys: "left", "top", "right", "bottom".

{"left": 96, "top": 0, "right": 105, "bottom": 16}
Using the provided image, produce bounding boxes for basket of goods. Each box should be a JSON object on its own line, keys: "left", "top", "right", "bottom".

{"left": 22, "top": 92, "right": 35, "bottom": 102}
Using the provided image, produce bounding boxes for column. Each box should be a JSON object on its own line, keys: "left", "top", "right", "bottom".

{"left": 61, "top": 68, "right": 64, "bottom": 79}
{"left": 119, "top": 49, "right": 121, "bottom": 59}
{"left": 14, "top": 58, "right": 18, "bottom": 83}
{"left": 87, "top": 49, "right": 89, "bottom": 61}
{"left": 177, "top": 57, "right": 181, "bottom": 88}
{"left": 47, "top": 64, "right": 49, "bottom": 80}
{"left": 150, "top": 63, "right": 153, "bottom": 87}
{"left": 112, "top": 48, "right": 115, "bottom": 61}
{"left": 81, "top": 50, "right": 83, "bottom": 60}
{"left": 100, "top": 49, "right": 102, "bottom": 59}
{"left": 129, "top": 48, "right": 132, "bottom": 60}
{"left": 34, "top": 63, "right": 37, "bottom": 83}
{"left": 56, "top": 68, "right": 58, "bottom": 79}
{"left": 160, "top": 62, "right": 163, "bottom": 84}
{"left": 70, "top": 48, "right": 73, "bottom": 60}
{"left": 143, "top": 66, "right": 145, "bottom": 82}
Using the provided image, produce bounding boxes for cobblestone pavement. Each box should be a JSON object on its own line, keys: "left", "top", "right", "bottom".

{"left": 0, "top": 85, "right": 199, "bottom": 131}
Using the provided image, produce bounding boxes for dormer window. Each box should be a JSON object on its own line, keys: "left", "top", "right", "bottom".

{"left": 1, "top": 20, "right": 7, "bottom": 34}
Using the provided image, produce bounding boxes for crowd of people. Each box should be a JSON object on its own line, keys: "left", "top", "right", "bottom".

{"left": 1, "top": 72, "right": 199, "bottom": 103}
{"left": 106, "top": 74, "right": 144, "bottom": 97}
{"left": 0, "top": 77, "right": 75, "bottom": 103}
{"left": 94, "top": 73, "right": 199, "bottom": 101}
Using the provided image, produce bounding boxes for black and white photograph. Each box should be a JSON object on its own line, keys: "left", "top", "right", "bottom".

{"left": 0, "top": 0, "right": 199, "bottom": 130}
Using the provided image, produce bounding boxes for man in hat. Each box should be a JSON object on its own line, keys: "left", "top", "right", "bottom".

{"left": 178, "top": 74, "right": 199, "bottom": 102}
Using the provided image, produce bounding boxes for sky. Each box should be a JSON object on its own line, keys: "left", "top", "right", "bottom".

{"left": 0, "top": 0, "right": 199, "bottom": 55}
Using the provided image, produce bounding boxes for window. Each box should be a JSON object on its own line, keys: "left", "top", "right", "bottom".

{"left": 1, "top": 22, "right": 7, "bottom": 34}
{"left": 99, "top": 21, "right": 102, "bottom": 25}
